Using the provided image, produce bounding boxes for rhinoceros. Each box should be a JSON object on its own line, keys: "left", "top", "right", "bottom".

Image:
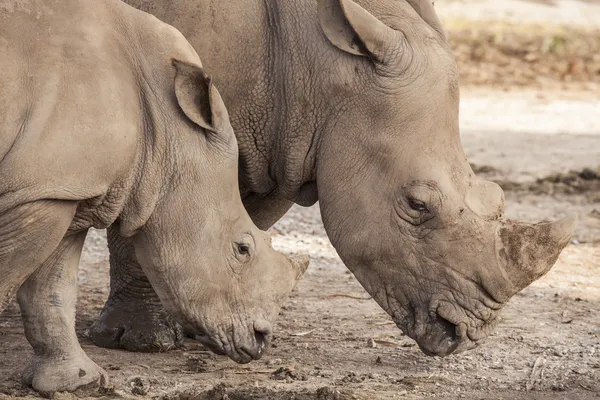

{"left": 90, "top": 0, "right": 575, "bottom": 357}
{"left": 0, "top": 0, "right": 309, "bottom": 393}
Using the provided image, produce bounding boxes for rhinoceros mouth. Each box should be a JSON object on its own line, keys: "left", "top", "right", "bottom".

{"left": 395, "top": 311, "right": 462, "bottom": 358}
{"left": 384, "top": 290, "right": 473, "bottom": 357}
{"left": 195, "top": 331, "right": 268, "bottom": 363}
{"left": 416, "top": 313, "right": 461, "bottom": 357}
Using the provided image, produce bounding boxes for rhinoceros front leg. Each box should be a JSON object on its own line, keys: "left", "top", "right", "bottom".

{"left": 0, "top": 200, "right": 78, "bottom": 313}
{"left": 18, "top": 230, "right": 108, "bottom": 394}
{"left": 88, "top": 224, "right": 184, "bottom": 352}
{"left": 0, "top": 202, "right": 77, "bottom": 312}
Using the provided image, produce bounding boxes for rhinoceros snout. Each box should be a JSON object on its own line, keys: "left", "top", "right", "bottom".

{"left": 195, "top": 320, "right": 273, "bottom": 363}
{"left": 414, "top": 314, "right": 460, "bottom": 357}
{"left": 239, "top": 319, "right": 272, "bottom": 361}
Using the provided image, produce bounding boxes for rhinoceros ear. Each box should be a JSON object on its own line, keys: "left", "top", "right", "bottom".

{"left": 405, "top": 0, "right": 447, "bottom": 41}
{"left": 318, "top": 0, "right": 400, "bottom": 63}
{"left": 172, "top": 59, "right": 232, "bottom": 139}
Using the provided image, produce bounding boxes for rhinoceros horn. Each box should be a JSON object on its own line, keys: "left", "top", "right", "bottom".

{"left": 498, "top": 216, "right": 576, "bottom": 294}
{"left": 465, "top": 180, "right": 505, "bottom": 220}
{"left": 290, "top": 255, "right": 310, "bottom": 279}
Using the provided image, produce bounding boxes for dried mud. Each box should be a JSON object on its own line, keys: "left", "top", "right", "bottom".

{"left": 473, "top": 165, "right": 600, "bottom": 198}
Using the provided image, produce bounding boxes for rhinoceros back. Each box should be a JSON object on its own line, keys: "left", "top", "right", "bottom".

{"left": 0, "top": 0, "right": 143, "bottom": 206}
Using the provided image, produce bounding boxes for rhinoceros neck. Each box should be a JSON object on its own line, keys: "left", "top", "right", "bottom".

{"left": 113, "top": 17, "right": 195, "bottom": 235}
{"left": 235, "top": 1, "right": 328, "bottom": 201}
{"left": 124, "top": 0, "right": 333, "bottom": 206}
{"left": 205, "top": 1, "right": 330, "bottom": 203}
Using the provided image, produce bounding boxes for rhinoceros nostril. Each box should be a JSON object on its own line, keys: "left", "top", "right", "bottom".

{"left": 253, "top": 319, "right": 272, "bottom": 354}
{"left": 436, "top": 314, "right": 458, "bottom": 340}
{"left": 254, "top": 331, "right": 268, "bottom": 349}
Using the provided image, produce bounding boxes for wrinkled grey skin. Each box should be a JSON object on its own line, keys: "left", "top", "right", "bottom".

{"left": 0, "top": 0, "right": 308, "bottom": 393}
{"left": 92, "top": 0, "right": 576, "bottom": 357}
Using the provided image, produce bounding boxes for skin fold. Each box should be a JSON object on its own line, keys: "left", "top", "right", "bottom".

{"left": 90, "top": 0, "right": 577, "bottom": 357}
{"left": 0, "top": 0, "right": 308, "bottom": 394}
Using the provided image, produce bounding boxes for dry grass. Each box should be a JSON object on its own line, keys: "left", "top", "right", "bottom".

{"left": 443, "top": 19, "right": 600, "bottom": 89}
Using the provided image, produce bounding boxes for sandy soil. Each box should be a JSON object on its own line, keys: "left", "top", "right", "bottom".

{"left": 1, "top": 2, "right": 600, "bottom": 399}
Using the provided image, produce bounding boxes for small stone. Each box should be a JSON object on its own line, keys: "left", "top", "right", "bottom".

{"left": 127, "top": 376, "right": 150, "bottom": 396}
{"left": 580, "top": 168, "right": 598, "bottom": 180}
{"left": 185, "top": 356, "right": 208, "bottom": 372}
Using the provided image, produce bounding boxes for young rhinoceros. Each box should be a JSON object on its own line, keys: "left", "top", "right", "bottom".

{"left": 0, "top": 0, "right": 309, "bottom": 394}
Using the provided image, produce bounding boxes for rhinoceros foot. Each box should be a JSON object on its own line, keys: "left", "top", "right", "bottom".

{"left": 22, "top": 351, "right": 108, "bottom": 395}
{"left": 89, "top": 301, "right": 184, "bottom": 352}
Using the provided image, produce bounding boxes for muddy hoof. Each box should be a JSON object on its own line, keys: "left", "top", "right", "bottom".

{"left": 89, "top": 306, "right": 184, "bottom": 352}
{"left": 23, "top": 352, "right": 108, "bottom": 395}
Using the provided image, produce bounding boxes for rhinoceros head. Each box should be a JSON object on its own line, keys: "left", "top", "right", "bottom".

{"left": 134, "top": 60, "right": 309, "bottom": 363}
{"left": 314, "top": 0, "right": 574, "bottom": 356}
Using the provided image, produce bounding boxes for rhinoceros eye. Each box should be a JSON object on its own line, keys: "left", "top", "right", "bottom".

{"left": 237, "top": 243, "right": 250, "bottom": 255}
{"left": 233, "top": 239, "right": 254, "bottom": 264}
{"left": 231, "top": 234, "right": 256, "bottom": 268}
{"left": 408, "top": 197, "right": 429, "bottom": 213}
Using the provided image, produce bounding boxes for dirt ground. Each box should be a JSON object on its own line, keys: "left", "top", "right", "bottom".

{"left": 1, "top": 1, "right": 600, "bottom": 399}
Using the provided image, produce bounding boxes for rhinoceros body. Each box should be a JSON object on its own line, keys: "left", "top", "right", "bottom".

{"left": 0, "top": 0, "right": 308, "bottom": 394}
{"left": 90, "top": 0, "right": 575, "bottom": 357}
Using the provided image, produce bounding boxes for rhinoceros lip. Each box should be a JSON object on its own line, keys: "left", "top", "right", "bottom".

{"left": 416, "top": 315, "right": 460, "bottom": 357}
{"left": 391, "top": 307, "right": 463, "bottom": 358}
{"left": 196, "top": 334, "right": 267, "bottom": 363}
{"left": 195, "top": 335, "right": 228, "bottom": 356}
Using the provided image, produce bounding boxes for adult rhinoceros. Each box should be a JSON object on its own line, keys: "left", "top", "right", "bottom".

{"left": 90, "top": 0, "right": 574, "bottom": 357}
